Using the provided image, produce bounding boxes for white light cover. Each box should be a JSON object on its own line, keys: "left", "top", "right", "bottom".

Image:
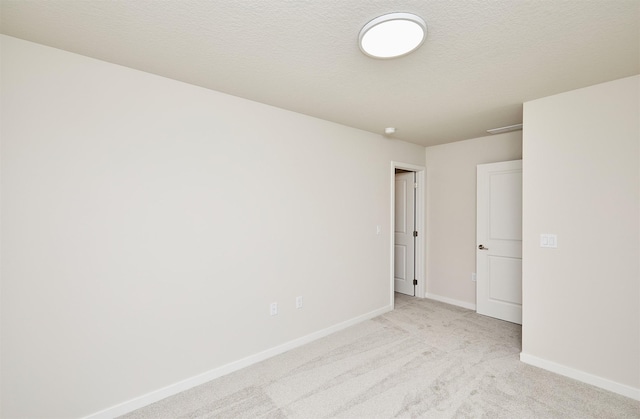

{"left": 359, "top": 13, "right": 426, "bottom": 59}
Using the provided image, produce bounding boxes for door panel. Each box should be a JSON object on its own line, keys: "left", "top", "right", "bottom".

{"left": 477, "top": 160, "right": 522, "bottom": 324}
{"left": 394, "top": 172, "right": 415, "bottom": 296}
{"left": 488, "top": 256, "right": 523, "bottom": 304}
{"left": 395, "top": 182, "right": 407, "bottom": 233}
{"left": 394, "top": 245, "right": 406, "bottom": 279}
{"left": 489, "top": 171, "right": 523, "bottom": 241}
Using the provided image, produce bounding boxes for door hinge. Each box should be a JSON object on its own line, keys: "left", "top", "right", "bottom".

{"left": 413, "top": 231, "right": 418, "bottom": 237}
{"left": 414, "top": 182, "right": 418, "bottom": 189}
{"left": 413, "top": 279, "right": 418, "bottom": 286}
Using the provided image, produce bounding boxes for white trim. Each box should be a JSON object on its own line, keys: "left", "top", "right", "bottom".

{"left": 84, "top": 305, "right": 392, "bottom": 419}
{"left": 390, "top": 162, "right": 426, "bottom": 305}
{"left": 425, "top": 293, "right": 476, "bottom": 311}
{"left": 520, "top": 352, "right": 640, "bottom": 401}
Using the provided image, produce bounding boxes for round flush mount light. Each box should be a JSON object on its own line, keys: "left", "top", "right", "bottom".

{"left": 359, "top": 12, "right": 427, "bottom": 59}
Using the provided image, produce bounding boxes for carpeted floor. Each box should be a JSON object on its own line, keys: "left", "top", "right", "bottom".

{"left": 123, "top": 293, "right": 640, "bottom": 418}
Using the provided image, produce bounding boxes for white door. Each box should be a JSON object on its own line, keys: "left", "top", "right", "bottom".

{"left": 476, "top": 160, "right": 522, "bottom": 324}
{"left": 394, "top": 171, "right": 415, "bottom": 296}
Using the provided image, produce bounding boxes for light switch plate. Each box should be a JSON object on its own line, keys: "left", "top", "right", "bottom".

{"left": 540, "top": 234, "right": 558, "bottom": 248}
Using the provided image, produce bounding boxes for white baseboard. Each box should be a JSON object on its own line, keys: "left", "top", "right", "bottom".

{"left": 520, "top": 352, "right": 640, "bottom": 401}
{"left": 425, "top": 293, "right": 476, "bottom": 311}
{"left": 84, "top": 305, "right": 392, "bottom": 419}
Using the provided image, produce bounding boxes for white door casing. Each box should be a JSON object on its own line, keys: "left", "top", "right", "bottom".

{"left": 476, "top": 160, "right": 523, "bottom": 324}
{"left": 394, "top": 171, "right": 415, "bottom": 296}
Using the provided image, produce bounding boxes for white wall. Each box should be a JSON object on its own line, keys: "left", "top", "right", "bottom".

{"left": 424, "top": 133, "right": 523, "bottom": 307}
{"left": 0, "top": 35, "right": 426, "bottom": 418}
{"left": 521, "top": 76, "right": 639, "bottom": 397}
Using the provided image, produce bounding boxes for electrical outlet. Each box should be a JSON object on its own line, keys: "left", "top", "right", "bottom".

{"left": 270, "top": 302, "right": 278, "bottom": 316}
{"left": 296, "top": 296, "right": 303, "bottom": 309}
{"left": 471, "top": 273, "right": 476, "bottom": 282}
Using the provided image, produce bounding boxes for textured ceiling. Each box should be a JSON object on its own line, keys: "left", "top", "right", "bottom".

{"left": 1, "top": 0, "right": 639, "bottom": 146}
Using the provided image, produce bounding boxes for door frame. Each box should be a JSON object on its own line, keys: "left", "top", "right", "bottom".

{"left": 390, "top": 161, "right": 426, "bottom": 308}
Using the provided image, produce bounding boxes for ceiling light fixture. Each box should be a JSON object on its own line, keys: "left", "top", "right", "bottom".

{"left": 486, "top": 124, "right": 523, "bottom": 135}
{"left": 359, "top": 13, "right": 427, "bottom": 59}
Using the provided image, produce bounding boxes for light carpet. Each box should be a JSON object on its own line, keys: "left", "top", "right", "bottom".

{"left": 123, "top": 293, "right": 639, "bottom": 418}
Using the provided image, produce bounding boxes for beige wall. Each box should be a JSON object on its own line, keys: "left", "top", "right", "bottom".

{"left": 0, "top": 36, "right": 426, "bottom": 417}
{"left": 424, "top": 133, "right": 523, "bottom": 307}
{"left": 522, "top": 76, "right": 639, "bottom": 395}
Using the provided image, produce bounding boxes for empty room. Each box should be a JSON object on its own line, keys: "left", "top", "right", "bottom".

{"left": 1, "top": 1, "right": 638, "bottom": 418}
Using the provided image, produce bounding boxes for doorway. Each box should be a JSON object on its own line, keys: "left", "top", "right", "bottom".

{"left": 394, "top": 169, "right": 416, "bottom": 296}
{"left": 390, "top": 162, "right": 425, "bottom": 306}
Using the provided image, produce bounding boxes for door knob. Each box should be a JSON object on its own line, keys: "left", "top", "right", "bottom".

{"left": 478, "top": 244, "right": 488, "bottom": 250}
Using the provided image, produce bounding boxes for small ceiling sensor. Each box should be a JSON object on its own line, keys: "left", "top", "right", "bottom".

{"left": 359, "top": 13, "right": 427, "bottom": 59}
{"left": 385, "top": 127, "right": 397, "bottom": 135}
